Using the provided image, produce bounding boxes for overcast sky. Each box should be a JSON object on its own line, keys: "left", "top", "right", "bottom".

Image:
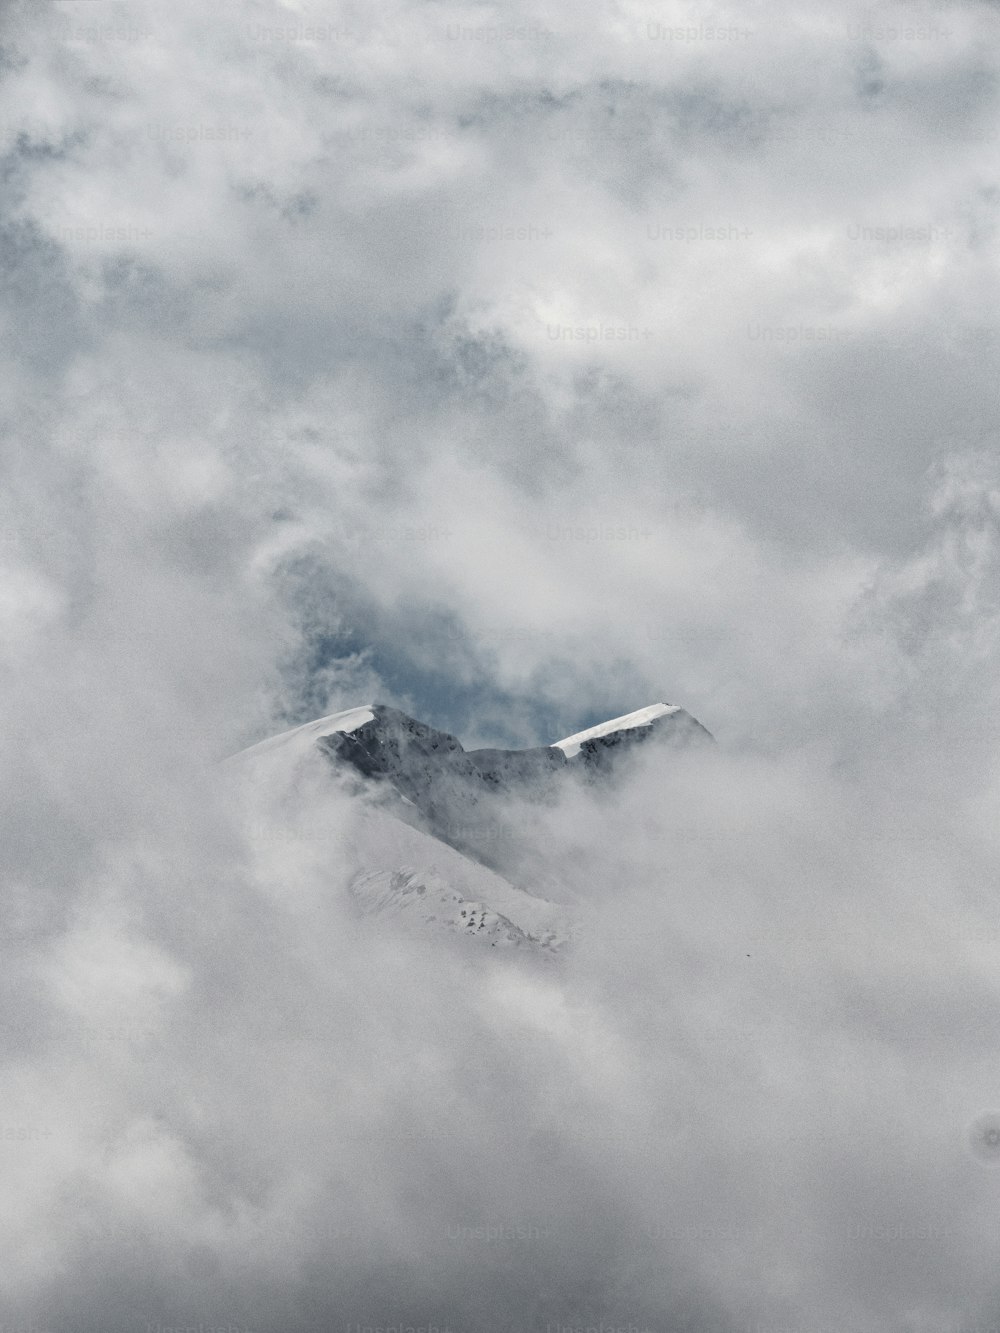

{"left": 2, "top": 1, "right": 1000, "bottom": 1330}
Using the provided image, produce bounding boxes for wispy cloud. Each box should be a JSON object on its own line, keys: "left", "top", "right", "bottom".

{"left": 2, "top": 0, "right": 1000, "bottom": 1328}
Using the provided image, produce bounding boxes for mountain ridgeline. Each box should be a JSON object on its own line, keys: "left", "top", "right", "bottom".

{"left": 234, "top": 699, "right": 713, "bottom": 954}
{"left": 317, "top": 702, "right": 712, "bottom": 875}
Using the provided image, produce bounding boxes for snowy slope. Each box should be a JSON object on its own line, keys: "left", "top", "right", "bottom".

{"left": 227, "top": 708, "right": 574, "bottom": 955}
{"left": 553, "top": 703, "right": 682, "bottom": 758}
{"left": 232, "top": 706, "right": 375, "bottom": 763}
{"left": 346, "top": 802, "right": 573, "bottom": 954}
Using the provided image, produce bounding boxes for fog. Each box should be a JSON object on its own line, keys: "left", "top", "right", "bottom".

{"left": 3, "top": 0, "right": 1000, "bottom": 1328}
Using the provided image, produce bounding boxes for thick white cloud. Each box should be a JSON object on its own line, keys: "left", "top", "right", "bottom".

{"left": 2, "top": 0, "right": 1000, "bottom": 1329}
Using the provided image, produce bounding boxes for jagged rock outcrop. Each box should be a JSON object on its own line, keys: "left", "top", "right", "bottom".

{"left": 314, "top": 702, "right": 711, "bottom": 872}
{"left": 233, "top": 699, "right": 712, "bottom": 954}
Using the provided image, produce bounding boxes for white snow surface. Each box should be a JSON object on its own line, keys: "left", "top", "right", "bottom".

{"left": 229, "top": 706, "right": 375, "bottom": 763}
{"left": 552, "top": 702, "right": 681, "bottom": 758}
{"left": 346, "top": 804, "right": 573, "bottom": 954}
{"left": 226, "top": 707, "right": 574, "bottom": 955}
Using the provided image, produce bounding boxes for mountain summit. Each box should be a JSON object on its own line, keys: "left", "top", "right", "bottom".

{"left": 234, "top": 700, "right": 712, "bottom": 955}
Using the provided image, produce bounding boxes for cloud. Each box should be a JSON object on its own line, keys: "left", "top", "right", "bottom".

{"left": 2, "top": 0, "right": 1000, "bottom": 1329}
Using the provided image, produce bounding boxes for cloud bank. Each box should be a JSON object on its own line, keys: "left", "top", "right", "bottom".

{"left": 2, "top": 0, "right": 1000, "bottom": 1329}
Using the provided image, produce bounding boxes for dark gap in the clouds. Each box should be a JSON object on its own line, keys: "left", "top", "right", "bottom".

{"left": 297, "top": 631, "right": 669, "bottom": 756}
{"left": 298, "top": 623, "right": 566, "bottom": 750}
{"left": 275, "top": 550, "right": 674, "bottom": 750}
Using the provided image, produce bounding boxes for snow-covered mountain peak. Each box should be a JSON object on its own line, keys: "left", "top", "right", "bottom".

{"left": 231, "top": 698, "right": 712, "bottom": 956}
{"left": 232, "top": 705, "right": 375, "bottom": 762}
{"left": 553, "top": 702, "right": 682, "bottom": 758}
